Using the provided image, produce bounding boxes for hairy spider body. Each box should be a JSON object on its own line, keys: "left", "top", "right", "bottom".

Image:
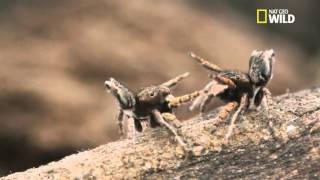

{"left": 215, "top": 71, "right": 253, "bottom": 103}
{"left": 189, "top": 50, "right": 275, "bottom": 140}
{"left": 105, "top": 72, "right": 200, "bottom": 151}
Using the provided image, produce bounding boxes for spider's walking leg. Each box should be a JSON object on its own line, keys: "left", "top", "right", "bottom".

{"left": 160, "top": 72, "right": 190, "bottom": 88}
{"left": 260, "top": 88, "right": 273, "bottom": 118}
{"left": 124, "top": 117, "right": 143, "bottom": 141}
{"left": 215, "top": 102, "right": 238, "bottom": 123}
{"left": 189, "top": 81, "right": 214, "bottom": 111}
{"left": 125, "top": 117, "right": 136, "bottom": 140}
{"left": 200, "top": 94, "right": 214, "bottom": 114}
{"left": 189, "top": 94, "right": 206, "bottom": 111}
{"left": 254, "top": 87, "right": 272, "bottom": 117}
{"left": 192, "top": 77, "right": 231, "bottom": 114}
{"left": 189, "top": 52, "right": 223, "bottom": 73}
{"left": 134, "top": 118, "right": 143, "bottom": 132}
{"left": 117, "top": 110, "right": 125, "bottom": 137}
{"left": 225, "top": 94, "right": 248, "bottom": 140}
{"left": 152, "top": 110, "right": 189, "bottom": 152}
{"left": 262, "top": 88, "right": 272, "bottom": 112}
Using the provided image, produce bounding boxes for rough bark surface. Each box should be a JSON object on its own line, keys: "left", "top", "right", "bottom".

{"left": 2, "top": 87, "right": 320, "bottom": 180}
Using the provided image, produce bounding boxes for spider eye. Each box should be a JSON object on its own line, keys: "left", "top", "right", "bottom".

{"left": 149, "top": 92, "right": 155, "bottom": 97}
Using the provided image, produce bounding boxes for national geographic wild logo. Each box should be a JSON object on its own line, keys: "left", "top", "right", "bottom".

{"left": 256, "top": 9, "right": 296, "bottom": 24}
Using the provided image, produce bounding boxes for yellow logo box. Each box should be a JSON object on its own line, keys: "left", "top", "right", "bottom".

{"left": 257, "top": 9, "right": 268, "bottom": 24}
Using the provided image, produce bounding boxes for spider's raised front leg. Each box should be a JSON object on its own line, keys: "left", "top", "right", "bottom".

{"left": 215, "top": 75, "right": 236, "bottom": 89}
{"left": 160, "top": 72, "right": 190, "bottom": 88}
{"left": 225, "top": 94, "right": 249, "bottom": 140}
{"left": 189, "top": 52, "right": 223, "bottom": 73}
{"left": 167, "top": 91, "right": 201, "bottom": 108}
{"left": 152, "top": 110, "right": 190, "bottom": 152}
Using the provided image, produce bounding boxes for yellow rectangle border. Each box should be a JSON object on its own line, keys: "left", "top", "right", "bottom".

{"left": 257, "top": 9, "right": 267, "bottom": 24}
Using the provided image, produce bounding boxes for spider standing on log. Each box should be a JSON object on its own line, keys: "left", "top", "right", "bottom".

{"left": 188, "top": 49, "right": 275, "bottom": 140}
{"left": 105, "top": 72, "right": 200, "bottom": 152}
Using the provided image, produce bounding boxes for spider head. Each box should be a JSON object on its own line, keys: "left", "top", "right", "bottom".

{"left": 249, "top": 49, "right": 275, "bottom": 87}
{"left": 105, "top": 78, "right": 136, "bottom": 109}
{"left": 137, "top": 86, "right": 171, "bottom": 107}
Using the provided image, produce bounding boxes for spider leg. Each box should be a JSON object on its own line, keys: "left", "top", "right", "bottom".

{"left": 263, "top": 88, "right": 272, "bottom": 106}
{"left": 189, "top": 94, "right": 206, "bottom": 111}
{"left": 167, "top": 91, "right": 201, "bottom": 108}
{"left": 152, "top": 110, "right": 190, "bottom": 152}
{"left": 122, "top": 115, "right": 143, "bottom": 141}
{"left": 162, "top": 112, "right": 182, "bottom": 128}
{"left": 225, "top": 94, "right": 248, "bottom": 140}
{"left": 253, "top": 87, "right": 272, "bottom": 115}
{"left": 199, "top": 80, "right": 229, "bottom": 114}
{"left": 160, "top": 72, "right": 190, "bottom": 88}
{"left": 116, "top": 109, "right": 125, "bottom": 137}
{"left": 249, "top": 87, "right": 261, "bottom": 110}
{"left": 125, "top": 117, "right": 136, "bottom": 140}
{"left": 134, "top": 118, "right": 143, "bottom": 132}
{"left": 253, "top": 87, "right": 263, "bottom": 107}
{"left": 215, "top": 75, "right": 236, "bottom": 89}
{"left": 191, "top": 79, "right": 229, "bottom": 114}
{"left": 189, "top": 81, "right": 215, "bottom": 111}
{"left": 149, "top": 115, "right": 161, "bottom": 128}
{"left": 189, "top": 52, "right": 223, "bottom": 73}
{"left": 261, "top": 88, "right": 272, "bottom": 118}
{"left": 215, "top": 102, "right": 238, "bottom": 124}
{"left": 200, "top": 93, "right": 214, "bottom": 114}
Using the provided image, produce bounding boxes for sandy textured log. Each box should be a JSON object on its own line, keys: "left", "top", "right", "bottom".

{"left": 2, "top": 87, "right": 320, "bottom": 180}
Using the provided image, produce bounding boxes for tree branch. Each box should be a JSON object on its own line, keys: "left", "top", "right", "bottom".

{"left": 2, "top": 86, "right": 320, "bottom": 179}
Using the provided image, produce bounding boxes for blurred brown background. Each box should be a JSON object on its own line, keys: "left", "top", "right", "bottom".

{"left": 0, "top": 0, "right": 319, "bottom": 176}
